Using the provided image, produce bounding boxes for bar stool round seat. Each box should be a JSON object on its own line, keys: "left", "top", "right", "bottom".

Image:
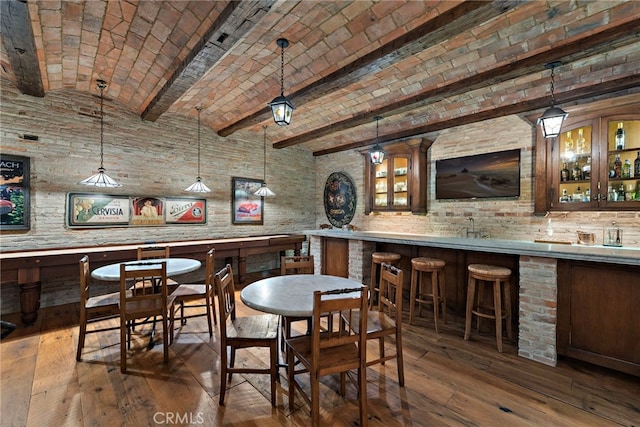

{"left": 464, "top": 264, "right": 512, "bottom": 352}
{"left": 409, "top": 257, "right": 446, "bottom": 332}
{"left": 369, "top": 252, "right": 401, "bottom": 308}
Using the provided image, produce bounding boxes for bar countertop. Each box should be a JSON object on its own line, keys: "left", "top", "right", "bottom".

{"left": 303, "top": 229, "right": 640, "bottom": 266}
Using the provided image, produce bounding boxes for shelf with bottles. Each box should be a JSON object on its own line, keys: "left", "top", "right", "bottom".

{"left": 558, "top": 184, "right": 591, "bottom": 203}
{"left": 606, "top": 180, "right": 640, "bottom": 202}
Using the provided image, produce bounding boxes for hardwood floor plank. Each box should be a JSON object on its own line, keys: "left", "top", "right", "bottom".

{"left": 2, "top": 291, "right": 639, "bottom": 427}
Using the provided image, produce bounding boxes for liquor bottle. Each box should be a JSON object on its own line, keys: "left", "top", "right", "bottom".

{"left": 572, "top": 162, "right": 582, "bottom": 181}
{"left": 622, "top": 159, "right": 631, "bottom": 178}
{"left": 614, "top": 154, "right": 622, "bottom": 178}
{"left": 634, "top": 151, "right": 640, "bottom": 178}
{"left": 582, "top": 156, "right": 591, "bottom": 180}
{"left": 576, "top": 128, "right": 586, "bottom": 154}
{"left": 615, "top": 122, "right": 625, "bottom": 150}
{"left": 560, "top": 162, "right": 570, "bottom": 182}
{"left": 560, "top": 189, "right": 569, "bottom": 202}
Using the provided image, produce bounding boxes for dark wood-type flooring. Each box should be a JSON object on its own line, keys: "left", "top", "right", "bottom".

{"left": 2, "top": 274, "right": 639, "bottom": 426}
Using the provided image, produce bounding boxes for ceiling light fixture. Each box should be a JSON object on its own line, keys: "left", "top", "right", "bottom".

{"left": 268, "top": 38, "right": 294, "bottom": 126}
{"left": 80, "top": 79, "right": 122, "bottom": 187}
{"left": 369, "top": 116, "right": 385, "bottom": 164}
{"left": 254, "top": 125, "right": 275, "bottom": 197}
{"left": 185, "top": 106, "right": 211, "bottom": 193}
{"left": 537, "top": 61, "right": 568, "bottom": 138}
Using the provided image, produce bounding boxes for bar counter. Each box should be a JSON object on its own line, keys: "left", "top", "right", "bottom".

{"left": 305, "top": 229, "right": 640, "bottom": 376}
{"left": 304, "top": 229, "right": 640, "bottom": 266}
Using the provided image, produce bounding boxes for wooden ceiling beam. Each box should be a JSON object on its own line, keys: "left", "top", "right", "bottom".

{"left": 0, "top": 0, "right": 44, "bottom": 97}
{"left": 216, "top": 1, "right": 519, "bottom": 137}
{"left": 141, "top": 0, "right": 274, "bottom": 121}
{"left": 279, "top": 18, "right": 640, "bottom": 150}
{"left": 312, "top": 75, "right": 640, "bottom": 156}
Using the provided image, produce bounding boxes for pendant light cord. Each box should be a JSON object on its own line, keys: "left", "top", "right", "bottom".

{"left": 196, "top": 106, "right": 202, "bottom": 177}
{"left": 98, "top": 82, "right": 105, "bottom": 169}
{"left": 549, "top": 66, "right": 556, "bottom": 107}
{"left": 279, "top": 43, "right": 285, "bottom": 97}
{"left": 263, "top": 125, "right": 268, "bottom": 181}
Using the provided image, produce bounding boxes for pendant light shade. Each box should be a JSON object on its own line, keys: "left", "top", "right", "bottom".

{"left": 80, "top": 80, "right": 122, "bottom": 187}
{"left": 254, "top": 125, "right": 275, "bottom": 197}
{"left": 185, "top": 106, "right": 211, "bottom": 192}
{"left": 369, "top": 116, "right": 385, "bottom": 164}
{"left": 268, "top": 38, "right": 294, "bottom": 126}
{"left": 537, "top": 61, "right": 568, "bottom": 138}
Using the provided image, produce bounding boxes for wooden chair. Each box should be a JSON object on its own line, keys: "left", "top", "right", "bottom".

{"left": 76, "top": 255, "right": 120, "bottom": 361}
{"left": 215, "top": 264, "right": 278, "bottom": 406}
{"left": 137, "top": 246, "right": 178, "bottom": 288}
{"left": 280, "top": 255, "right": 315, "bottom": 349}
{"left": 344, "top": 262, "right": 405, "bottom": 386}
{"left": 119, "top": 261, "right": 175, "bottom": 373}
{"left": 286, "top": 287, "right": 368, "bottom": 427}
{"left": 171, "top": 248, "right": 216, "bottom": 338}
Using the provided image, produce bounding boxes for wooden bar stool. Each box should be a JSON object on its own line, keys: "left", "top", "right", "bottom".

{"left": 409, "top": 257, "right": 446, "bottom": 332}
{"left": 464, "top": 264, "right": 512, "bottom": 352}
{"left": 369, "top": 252, "right": 401, "bottom": 308}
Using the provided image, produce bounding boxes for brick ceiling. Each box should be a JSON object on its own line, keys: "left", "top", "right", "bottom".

{"left": 1, "top": 0, "right": 639, "bottom": 156}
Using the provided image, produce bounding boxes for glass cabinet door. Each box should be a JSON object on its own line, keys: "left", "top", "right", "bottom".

{"left": 605, "top": 119, "right": 640, "bottom": 205}
{"left": 558, "top": 126, "right": 593, "bottom": 206}
{"left": 391, "top": 156, "right": 409, "bottom": 208}
{"left": 374, "top": 160, "right": 388, "bottom": 208}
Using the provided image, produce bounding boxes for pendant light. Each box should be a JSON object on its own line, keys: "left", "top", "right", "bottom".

{"left": 80, "top": 80, "right": 122, "bottom": 187}
{"left": 369, "top": 116, "right": 385, "bottom": 164}
{"left": 254, "top": 125, "right": 275, "bottom": 197}
{"left": 537, "top": 61, "right": 568, "bottom": 138}
{"left": 185, "top": 106, "right": 211, "bottom": 192}
{"left": 268, "top": 38, "right": 295, "bottom": 126}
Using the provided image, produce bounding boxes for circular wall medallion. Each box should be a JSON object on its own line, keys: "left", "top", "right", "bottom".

{"left": 324, "top": 172, "right": 356, "bottom": 228}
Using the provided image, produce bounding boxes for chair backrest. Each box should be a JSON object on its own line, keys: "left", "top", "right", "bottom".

{"left": 204, "top": 248, "right": 216, "bottom": 292}
{"left": 377, "top": 263, "right": 404, "bottom": 322}
{"left": 120, "top": 261, "right": 168, "bottom": 313}
{"left": 137, "top": 245, "right": 170, "bottom": 260}
{"left": 312, "top": 287, "right": 368, "bottom": 368}
{"left": 281, "top": 255, "right": 314, "bottom": 275}
{"left": 79, "top": 255, "right": 90, "bottom": 306}
{"left": 214, "top": 264, "right": 236, "bottom": 337}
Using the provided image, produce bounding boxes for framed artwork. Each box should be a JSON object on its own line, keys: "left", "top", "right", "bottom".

{"left": 67, "top": 193, "right": 207, "bottom": 228}
{"left": 0, "top": 154, "right": 30, "bottom": 231}
{"left": 232, "top": 177, "right": 264, "bottom": 225}
{"left": 67, "top": 193, "right": 130, "bottom": 227}
{"left": 435, "top": 149, "right": 521, "bottom": 200}
{"left": 324, "top": 172, "right": 356, "bottom": 228}
{"left": 165, "top": 197, "right": 207, "bottom": 224}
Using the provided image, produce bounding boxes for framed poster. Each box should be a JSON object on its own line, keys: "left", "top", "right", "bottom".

{"left": 435, "top": 149, "right": 521, "bottom": 199}
{"left": 232, "top": 177, "right": 264, "bottom": 225}
{"left": 165, "top": 198, "right": 206, "bottom": 224}
{"left": 131, "top": 196, "right": 165, "bottom": 226}
{"left": 67, "top": 193, "right": 130, "bottom": 227}
{"left": 0, "top": 154, "right": 30, "bottom": 231}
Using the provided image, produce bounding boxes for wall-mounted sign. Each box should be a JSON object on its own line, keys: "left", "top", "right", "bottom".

{"left": 323, "top": 172, "right": 356, "bottom": 228}
{"left": 232, "top": 177, "right": 264, "bottom": 225}
{"left": 66, "top": 193, "right": 206, "bottom": 228}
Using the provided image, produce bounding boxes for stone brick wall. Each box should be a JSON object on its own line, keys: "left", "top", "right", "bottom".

{"left": 0, "top": 81, "right": 316, "bottom": 313}
{"left": 518, "top": 256, "right": 558, "bottom": 366}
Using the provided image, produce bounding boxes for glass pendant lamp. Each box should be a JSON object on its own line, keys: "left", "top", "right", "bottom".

{"left": 254, "top": 125, "right": 275, "bottom": 197}
{"left": 80, "top": 80, "right": 122, "bottom": 187}
{"left": 185, "top": 106, "right": 211, "bottom": 192}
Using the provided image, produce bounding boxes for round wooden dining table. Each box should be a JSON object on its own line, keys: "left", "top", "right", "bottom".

{"left": 240, "top": 274, "right": 365, "bottom": 317}
{"left": 91, "top": 258, "right": 201, "bottom": 281}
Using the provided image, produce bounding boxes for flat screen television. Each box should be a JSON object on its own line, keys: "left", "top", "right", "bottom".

{"left": 435, "top": 149, "right": 520, "bottom": 200}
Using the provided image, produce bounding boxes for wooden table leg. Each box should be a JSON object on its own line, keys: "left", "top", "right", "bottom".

{"left": 18, "top": 267, "right": 41, "bottom": 325}
{"left": 19, "top": 281, "right": 41, "bottom": 325}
